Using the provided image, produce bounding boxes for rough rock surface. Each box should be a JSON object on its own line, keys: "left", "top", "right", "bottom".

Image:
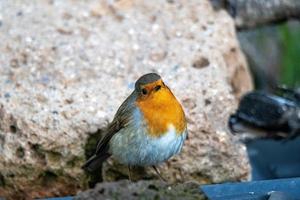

{"left": 0, "top": 0, "right": 252, "bottom": 199}
{"left": 75, "top": 180, "right": 206, "bottom": 200}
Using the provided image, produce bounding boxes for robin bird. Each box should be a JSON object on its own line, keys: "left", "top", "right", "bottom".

{"left": 82, "top": 73, "right": 187, "bottom": 180}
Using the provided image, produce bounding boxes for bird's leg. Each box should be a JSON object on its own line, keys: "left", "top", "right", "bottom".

{"left": 152, "top": 165, "right": 167, "bottom": 182}
{"left": 128, "top": 165, "right": 133, "bottom": 181}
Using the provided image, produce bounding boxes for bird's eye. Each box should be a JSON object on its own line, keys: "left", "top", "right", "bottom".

{"left": 154, "top": 85, "right": 161, "bottom": 91}
{"left": 142, "top": 88, "right": 148, "bottom": 95}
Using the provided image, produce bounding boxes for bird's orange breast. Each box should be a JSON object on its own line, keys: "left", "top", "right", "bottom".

{"left": 136, "top": 86, "right": 186, "bottom": 138}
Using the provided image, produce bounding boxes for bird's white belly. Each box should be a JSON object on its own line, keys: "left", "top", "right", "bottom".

{"left": 109, "top": 123, "right": 187, "bottom": 166}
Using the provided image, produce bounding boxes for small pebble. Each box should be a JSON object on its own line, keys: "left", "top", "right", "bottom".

{"left": 16, "top": 11, "right": 23, "bottom": 16}
{"left": 4, "top": 93, "right": 11, "bottom": 98}
{"left": 52, "top": 111, "right": 59, "bottom": 115}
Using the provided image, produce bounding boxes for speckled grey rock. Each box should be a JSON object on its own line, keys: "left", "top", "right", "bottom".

{"left": 0, "top": 0, "right": 252, "bottom": 199}
{"left": 75, "top": 180, "right": 206, "bottom": 200}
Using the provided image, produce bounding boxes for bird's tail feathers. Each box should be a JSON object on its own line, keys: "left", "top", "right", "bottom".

{"left": 82, "top": 153, "right": 111, "bottom": 172}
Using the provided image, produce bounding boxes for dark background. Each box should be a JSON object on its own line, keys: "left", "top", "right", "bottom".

{"left": 238, "top": 21, "right": 300, "bottom": 180}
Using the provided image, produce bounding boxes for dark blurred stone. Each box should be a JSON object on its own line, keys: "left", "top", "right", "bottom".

{"left": 211, "top": 0, "right": 300, "bottom": 30}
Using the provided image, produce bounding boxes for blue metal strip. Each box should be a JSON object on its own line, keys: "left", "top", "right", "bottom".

{"left": 200, "top": 177, "right": 300, "bottom": 200}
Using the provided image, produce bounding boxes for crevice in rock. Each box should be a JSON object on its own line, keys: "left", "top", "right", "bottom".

{"left": 16, "top": 146, "right": 25, "bottom": 158}
{"left": 104, "top": 166, "right": 130, "bottom": 182}
{"left": 132, "top": 192, "right": 138, "bottom": 196}
{"left": 98, "top": 188, "right": 105, "bottom": 194}
{"left": 0, "top": 134, "right": 5, "bottom": 151}
{"left": 29, "top": 143, "right": 46, "bottom": 165}
{"left": 46, "top": 151, "right": 62, "bottom": 163}
{"left": 192, "top": 56, "right": 210, "bottom": 69}
{"left": 9, "top": 125, "right": 17, "bottom": 133}
{"left": 190, "top": 171, "right": 212, "bottom": 184}
{"left": 66, "top": 156, "right": 82, "bottom": 168}
{"left": 38, "top": 170, "right": 58, "bottom": 185}
{"left": 0, "top": 172, "right": 5, "bottom": 187}
{"left": 147, "top": 184, "right": 159, "bottom": 191}
{"left": 84, "top": 129, "right": 104, "bottom": 188}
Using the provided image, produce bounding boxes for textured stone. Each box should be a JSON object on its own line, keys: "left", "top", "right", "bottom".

{"left": 75, "top": 180, "right": 206, "bottom": 200}
{"left": 0, "top": 0, "right": 252, "bottom": 199}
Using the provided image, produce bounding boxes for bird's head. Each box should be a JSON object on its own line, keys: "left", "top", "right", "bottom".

{"left": 135, "top": 73, "right": 170, "bottom": 102}
{"left": 134, "top": 73, "right": 186, "bottom": 136}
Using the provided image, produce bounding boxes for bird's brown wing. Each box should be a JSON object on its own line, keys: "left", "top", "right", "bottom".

{"left": 95, "top": 117, "right": 126, "bottom": 155}
{"left": 82, "top": 92, "right": 136, "bottom": 172}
